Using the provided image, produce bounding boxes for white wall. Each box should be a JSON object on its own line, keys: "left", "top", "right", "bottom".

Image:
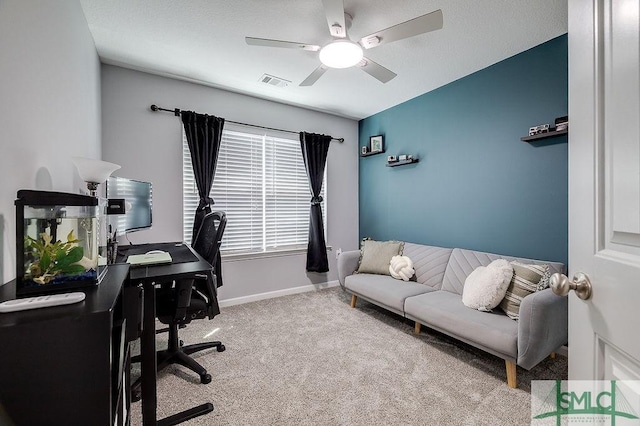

{"left": 101, "top": 65, "right": 359, "bottom": 301}
{"left": 0, "top": 1, "right": 101, "bottom": 283}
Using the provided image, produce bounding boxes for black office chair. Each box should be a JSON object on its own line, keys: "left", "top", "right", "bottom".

{"left": 132, "top": 211, "right": 227, "bottom": 394}
{"left": 156, "top": 211, "right": 227, "bottom": 384}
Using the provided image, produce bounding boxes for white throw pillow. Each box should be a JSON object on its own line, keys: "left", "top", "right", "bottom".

{"left": 462, "top": 259, "right": 513, "bottom": 312}
{"left": 389, "top": 255, "right": 415, "bottom": 281}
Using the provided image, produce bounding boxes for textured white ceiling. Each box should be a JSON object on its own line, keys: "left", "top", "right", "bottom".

{"left": 80, "top": 0, "right": 567, "bottom": 120}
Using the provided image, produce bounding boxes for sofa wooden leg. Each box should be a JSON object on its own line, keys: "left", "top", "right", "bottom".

{"left": 350, "top": 294, "right": 357, "bottom": 308}
{"left": 550, "top": 352, "right": 556, "bottom": 359}
{"left": 505, "top": 360, "right": 517, "bottom": 389}
{"left": 414, "top": 322, "right": 421, "bottom": 334}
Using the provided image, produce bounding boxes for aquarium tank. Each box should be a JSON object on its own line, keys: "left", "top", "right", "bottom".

{"left": 15, "top": 190, "right": 108, "bottom": 295}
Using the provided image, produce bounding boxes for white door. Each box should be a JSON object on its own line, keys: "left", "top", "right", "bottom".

{"left": 568, "top": 0, "right": 640, "bottom": 381}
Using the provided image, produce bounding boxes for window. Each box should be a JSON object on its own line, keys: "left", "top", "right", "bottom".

{"left": 183, "top": 124, "right": 326, "bottom": 255}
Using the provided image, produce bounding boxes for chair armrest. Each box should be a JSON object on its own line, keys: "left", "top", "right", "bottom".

{"left": 194, "top": 270, "right": 220, "bottom": 319}
{"left": 337, "top": 250, "right": 360, "bottom": 288}
{"left": 517, "top": 288, "right": 568, "bottom": 370}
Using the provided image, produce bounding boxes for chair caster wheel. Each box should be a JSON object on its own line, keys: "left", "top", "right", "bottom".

{"left": 179, "top": 340, "right": 184, "bottom": 347}
{"left": 131, "top": 391, "right": 141, "bottom": 403}
{"left": 201, "top": 373, "right": 212, "bottom": 384}
{"left": 217, "top": 344, "right": 226, "bottom": 352}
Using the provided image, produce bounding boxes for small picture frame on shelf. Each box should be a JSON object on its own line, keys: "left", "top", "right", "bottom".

{"left": 370, "top": 135, "right": 384, "bottom": 153}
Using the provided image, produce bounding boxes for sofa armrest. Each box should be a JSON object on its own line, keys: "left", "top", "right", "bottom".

{"left": 517, "top": 288, "right": 568, "bottom": 370}
{"left": 337, "top": 250, "right": 360, "bottom": 289}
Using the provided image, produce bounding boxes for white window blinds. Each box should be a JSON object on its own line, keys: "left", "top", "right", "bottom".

{"left": 183, "top": 124, "right": 326, "bottom": 255}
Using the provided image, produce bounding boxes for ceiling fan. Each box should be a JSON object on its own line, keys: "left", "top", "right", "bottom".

{"left": 245, "top": 0, "right": 443, "bottom": 86}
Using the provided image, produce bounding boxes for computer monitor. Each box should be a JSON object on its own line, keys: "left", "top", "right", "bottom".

{"left": 106, "top": 176, "right": 152, "bottom": 234}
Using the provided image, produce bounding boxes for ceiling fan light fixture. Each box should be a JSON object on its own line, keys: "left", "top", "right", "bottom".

{"left": 319, "top": 40, "right": 363, "bottom": 69}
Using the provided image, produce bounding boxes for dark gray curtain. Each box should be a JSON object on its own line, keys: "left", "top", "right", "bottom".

{"left": 181, "top": 111, "right": 225, "bottom": 240}
{"left": 299, "top": 132, "right": 332, "bottom": 272}
{"left": 182, "top": 110, "right": 225, "bottom": 285}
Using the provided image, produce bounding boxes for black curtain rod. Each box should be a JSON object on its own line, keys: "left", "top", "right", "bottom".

{"left": 150, "top": 104, "right": 344, "bottom": 143}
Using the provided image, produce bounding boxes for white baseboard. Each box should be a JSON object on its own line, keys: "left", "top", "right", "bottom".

{"left": 218, "top": 280, "right": 340, "bottom": 308}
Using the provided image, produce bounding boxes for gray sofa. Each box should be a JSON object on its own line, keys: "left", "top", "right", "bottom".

{"left": 337, "top": 242, "right": 568, "bottom": 388}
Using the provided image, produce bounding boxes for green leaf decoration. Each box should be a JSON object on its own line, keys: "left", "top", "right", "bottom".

{"left": 66, "top": 246, "right": 84, "bottom": 264}
{"left": 60, "top": 264, "right": 86, "bottom": 275}
{"left": 56, "top": 248, "right": 66, "bottom": 260}
{"left": 56, "top": 256, "right": 72, "bottom": 268}
{"left": 40, "top": 251, "right": 51, "bottom": 271}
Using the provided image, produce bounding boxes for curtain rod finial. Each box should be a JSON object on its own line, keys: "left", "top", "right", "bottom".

{"left": 150, "top": 104, "right": 159, "bottom": 111}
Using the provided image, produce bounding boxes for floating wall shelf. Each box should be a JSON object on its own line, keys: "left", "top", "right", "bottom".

{"left": 521, "top": 128, "right": 568, "bottom": 142}
{"left": 361, "top": 150, "right": 385, "bottom": 157}
{"left": 386, "top": 158, "right": 419, "bottom": 167}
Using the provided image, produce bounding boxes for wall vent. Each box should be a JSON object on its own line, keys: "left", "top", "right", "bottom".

{"left": 259, "top": 74, "right": 291, "bottom": 88}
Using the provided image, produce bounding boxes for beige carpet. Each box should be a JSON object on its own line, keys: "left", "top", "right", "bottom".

{"left": 130, "top": 287, "right": 567, "bottom": 425}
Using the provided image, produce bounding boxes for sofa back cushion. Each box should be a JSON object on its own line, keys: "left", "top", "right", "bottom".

{"left": 441, "top": 248, "right": 566, "bottom": 295}
{"left": 402, "top": 243, "right": 453, "bottom": 289}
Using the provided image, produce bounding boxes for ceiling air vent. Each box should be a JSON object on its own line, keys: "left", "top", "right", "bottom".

{"left": 259, "top": 74, "right": 291, "bottom": 88}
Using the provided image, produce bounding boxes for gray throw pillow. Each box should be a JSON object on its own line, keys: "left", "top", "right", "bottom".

{"left": 499, "top": 261, "right": 551, "bottom": 320}
{"left": 356, "top": 239, "right": 404, "bottom": 275}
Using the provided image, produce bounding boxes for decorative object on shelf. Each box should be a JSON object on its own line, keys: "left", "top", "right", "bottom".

{"left": 386, "top": 157, "right": 419, "bottom": 167}
{"left": 387, "top": 153, "right": 417, "bottom": 166}
{"left": 555, "top": 115, "right": 568, "bottom": 131}
{"left": 361, "top": 146, "right": 369, "bottom": 155}
{"left": 72, "top": 157, "right": 121, "bottom": 197}
{"left": 370, "top": 135, "right": 384, "bottom": 153}
{"left": 528, "top": 124, "right": 550, "bottom": 136}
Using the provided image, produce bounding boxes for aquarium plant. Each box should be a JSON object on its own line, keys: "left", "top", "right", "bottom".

{"left": 24, "top": 230, "right": 86, "bottom": 284}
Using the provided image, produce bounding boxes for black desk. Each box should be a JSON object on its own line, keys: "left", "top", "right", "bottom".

{"left": 0, "top": 264, "right": 131, "bottom": 425}
{"left": 123, "top": 244, "right": 214, "bottom": 426}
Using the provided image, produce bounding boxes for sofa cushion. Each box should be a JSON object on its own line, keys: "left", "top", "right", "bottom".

{"left": 345, "top": 273, "right": 436, "bottom": 314}
{"left": 462, "top": 259, "right": 513, "bottom": 311}
{"left": 441, "top": 248, "right": 566, "bottom": 295}
{"left": 402, "top": 243, "right": 453, "bottom": 288}
{"left": 404, "top": 291, "right": 518, "bottom": 357}
{"left": 499, "top": 262, "right": 551, "bottom": 320}
{"left": 356, "top": 239, "right": 404, "bottom": 275}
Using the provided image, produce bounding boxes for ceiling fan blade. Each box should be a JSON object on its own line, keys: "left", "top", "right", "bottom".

{"left": 321, "top": 0, "right": 347, "bottom": 38}
{"left": 245, "top": 37, "right": 320, "bottom": 51}
{"left": 359, "top": 9, "right": 443, "bottom": 49}
{"left": 358, "top": 58, "right": 397, "bottom": 83}
{"left": 300, "top": 65, "right": 328, "bottom": 86}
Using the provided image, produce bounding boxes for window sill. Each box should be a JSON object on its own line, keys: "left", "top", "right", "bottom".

{"left": 222, "top": 246, "right": 333, "bottom": 262}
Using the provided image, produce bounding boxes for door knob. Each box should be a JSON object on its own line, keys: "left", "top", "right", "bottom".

{"left": 549, "top": 272, "right": 593, "bottom": 300}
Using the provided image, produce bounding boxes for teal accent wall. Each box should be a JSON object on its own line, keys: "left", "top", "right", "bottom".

{"left": 358, "top": 35, "right": 568, "bottom": 265}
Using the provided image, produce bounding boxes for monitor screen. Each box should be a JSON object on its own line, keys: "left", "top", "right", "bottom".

{"left": 106, "top": 176, "right": 152, "bottom": 234}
